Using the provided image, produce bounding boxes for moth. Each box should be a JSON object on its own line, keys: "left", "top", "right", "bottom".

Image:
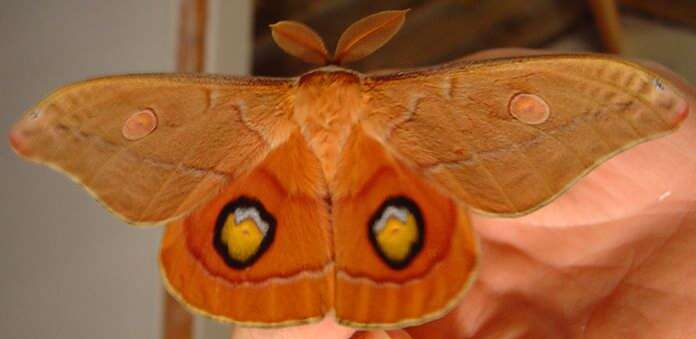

{"left": 8, "top": 10, "right": 690, "bottom": 329}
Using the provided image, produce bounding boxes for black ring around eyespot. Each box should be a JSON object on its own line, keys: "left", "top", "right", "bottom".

{"left": 367, "top": 196, "right": 425, "bottom": 270}
{"left": 212, "top": 196, "right": 277, "bottom": 269}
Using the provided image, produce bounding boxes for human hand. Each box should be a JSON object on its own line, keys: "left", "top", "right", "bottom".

{"left": 233, "top": 49, "right": 695, "bottom": 339}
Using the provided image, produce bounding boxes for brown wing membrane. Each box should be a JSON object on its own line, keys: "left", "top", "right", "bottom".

{"left": 362, "top": 54, "right": 690, "bottom": 216}
{"left": 9, "top": 74, "right": 294, "bottom": 224}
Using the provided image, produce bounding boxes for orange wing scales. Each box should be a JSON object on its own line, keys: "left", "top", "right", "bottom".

{"left": 159, "top": 132, "right": 334, "bottom": 326}
{"left": 332, "top": 128, "right": 479, "bottom": 328}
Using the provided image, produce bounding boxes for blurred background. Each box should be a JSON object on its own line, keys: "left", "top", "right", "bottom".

{"left": 0, "top": 1, "right": 693, "bottom": 339}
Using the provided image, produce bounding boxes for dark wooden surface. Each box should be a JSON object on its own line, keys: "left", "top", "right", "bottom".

{"left": 176, "top": 0, "right": 208, "bottom": 73}
{"left": 620, "top": 0, "right": 696, "bottom": 29}
{"left": 253, "top": 0, "right": 589, "bottom": 76}
{"left": 163, "top": 291, "right": 194, "bottom": 339}
{"left": 589, "top": 0, "right": 623, "bottom": 53}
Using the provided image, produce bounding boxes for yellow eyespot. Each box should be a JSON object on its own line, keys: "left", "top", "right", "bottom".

{"left": 368, "top": 196, "right": 424, "bottom": 269}
{"left": 213, "top": 197, "right": 276, "bottom": 269}
{"left": 375, "top": 212, "right": 418, "bottom": 261}
{"left": 220, "top": 213, "right": 265, "bottom": 263}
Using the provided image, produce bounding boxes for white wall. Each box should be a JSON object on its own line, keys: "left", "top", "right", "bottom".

{"left": 0, "top": 1, "right": 250, "bottom": 338}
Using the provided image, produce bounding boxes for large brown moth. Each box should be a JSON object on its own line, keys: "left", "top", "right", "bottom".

{"left": 8, "top": 10, "right": 690, "bottom": 329}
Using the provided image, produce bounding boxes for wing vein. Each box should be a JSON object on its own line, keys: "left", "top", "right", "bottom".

{"left": 477, "top": 117, "right": 557, "bottom": 197}
{"left": 455, "top": 112, "right": 519, "bottom": 212}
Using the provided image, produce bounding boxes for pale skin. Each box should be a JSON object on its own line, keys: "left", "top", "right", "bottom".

{"left": 233, "top": 49, "right": 696, "bottom": 339}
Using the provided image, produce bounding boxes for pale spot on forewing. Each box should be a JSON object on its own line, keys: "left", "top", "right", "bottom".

{"left": 122, "top": 108, "right": 158, "bottom": 140}
{"left": 508, "top": 93, "right": 550, "bottom": 125}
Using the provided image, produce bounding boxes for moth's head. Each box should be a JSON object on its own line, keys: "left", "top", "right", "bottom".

{"left": 269, "top": 9, "right": 409, "bottom": 67}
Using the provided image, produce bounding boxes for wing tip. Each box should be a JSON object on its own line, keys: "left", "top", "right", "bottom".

{"left": 8, "top": 127, "right": 30, "bottom": 157}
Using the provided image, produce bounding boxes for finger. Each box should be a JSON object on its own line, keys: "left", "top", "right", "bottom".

{"left": 232, "top": 317, "right": 355, "bottom": 339}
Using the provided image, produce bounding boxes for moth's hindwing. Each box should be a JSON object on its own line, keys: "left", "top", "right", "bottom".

{"left": 332, "top": 127, "right": 479, "bottom": 328}
{"left": 159, "top": 132, "right": 333, "bottom": 327}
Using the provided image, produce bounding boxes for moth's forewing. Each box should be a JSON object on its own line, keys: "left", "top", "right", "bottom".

{"left": 8, "top": 75, "right": 291, "bottom": 225}
{"left": 364, "top": 55, "right": 689, "bottom": 217}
